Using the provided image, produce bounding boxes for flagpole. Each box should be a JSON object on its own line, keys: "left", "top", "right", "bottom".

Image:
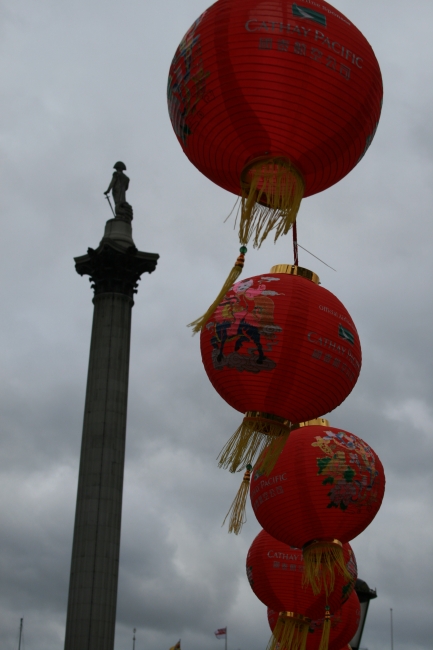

{"left": 225, "top": 628, "right": 227, "bottom": 650}
{"left": 390, "top": 609, "right": 394, "bottom": 650}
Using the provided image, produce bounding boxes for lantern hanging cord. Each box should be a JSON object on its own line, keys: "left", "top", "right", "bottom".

{"left": 296, "top": 243, "right": 337, "bottom": 272}
{"left": 224, "top": 197, "right": 241, "bottom": 224}
{"left": 293, "top": 221, "right": 299, "bottom": 266}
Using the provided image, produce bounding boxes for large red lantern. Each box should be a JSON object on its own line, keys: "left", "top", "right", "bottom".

{"left": 201, "top": 266, "right": 361, "bottom": 473}
{"left": 268, "top": 589, "right": 360, "bottom": 650}
{"left": 250, "top": 422, "right": 385, "bottom": 593}
{"left": 247, "top": 530, "right": 357, "bottom": 650}
{"left": 167, "top": 0, "right": 382, "bottom": 249}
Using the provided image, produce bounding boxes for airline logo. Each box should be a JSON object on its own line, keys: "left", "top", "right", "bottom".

{"left": 338, "top": 324, "right": 355, "bottom": 346}
{"left": 292, "top": 4, "right": 327, "bottom": 27}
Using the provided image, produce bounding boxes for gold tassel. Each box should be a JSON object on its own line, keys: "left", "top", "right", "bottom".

{"left": 222, "top": 465, "right": 252, "bottom": 534}
{"left": 240, "top": 157, "right": 304, "bottom": 249}
{"left": 267, "top": 612, "right": 310, "bottom": 650}
{"left": 303, "top": 540, "right": 352, "bottom": 597}
{"left": 318, "top": 607, "right": 331, "bottom": 650}
{"left": 258, "top": 432, "right": 291, "bottom": 475}
{"left": 188, "top": 248, "right": 247, "bottom": 334}
{"left": 217, "top": 412, "right": 293, "bottom": 474}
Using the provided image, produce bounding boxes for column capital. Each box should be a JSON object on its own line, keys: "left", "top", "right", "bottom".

{"left": 75, "top": 240, "right": 159, "bottom": 299}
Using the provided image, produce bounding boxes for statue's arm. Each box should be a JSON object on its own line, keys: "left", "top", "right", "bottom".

{"left": 104, "top": 173, "right": 116, "bottom": 195}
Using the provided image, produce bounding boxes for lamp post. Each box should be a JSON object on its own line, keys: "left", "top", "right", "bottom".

{"left": 350, "top": 578, "right": 377, "bottom": 650}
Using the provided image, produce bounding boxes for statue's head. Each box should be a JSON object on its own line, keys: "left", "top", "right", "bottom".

{"left": 113, "top": 161, "right": 127, "bottom": 171}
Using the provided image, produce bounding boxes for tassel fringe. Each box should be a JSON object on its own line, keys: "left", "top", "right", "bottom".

{"left": 222, "top": 466, "right": 251, "bottom": 534}
{"left": 303, "top": 541, "right": 352, "bottom": 597}
{"left": 217, "top": 421, "right": 269, "bottom": 473}
{"left": 217, "top": 414, "right": 292, "bottom": 474}
{"left": 267, "top": 614, "right": 309, "bottom": 650}
{"left": 318, "top": 608, "right": 331, "bottom": 650}
{"left": 258, "top": 432, "right": 291, "bottom": 475}
{"left": 188, "top": 251, "right": 246, "bottom": 334}
{"left": 240, "top": 158, "right": 304, "bottom": 249}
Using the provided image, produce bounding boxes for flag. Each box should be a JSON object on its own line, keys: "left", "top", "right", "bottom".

{"left": 214, "top": 628, "right": 227, "bottom": 640}
{"left": 170, "top": 640, "right": 181, "bottom": 650}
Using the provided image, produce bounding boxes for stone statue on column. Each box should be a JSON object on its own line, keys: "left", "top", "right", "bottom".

{"left": 104, "top": 161, "right": 133, "bottom": 221}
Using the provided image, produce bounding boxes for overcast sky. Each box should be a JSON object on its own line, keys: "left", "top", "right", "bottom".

{"left": 0, "top": 1, "right": 432, "bottom": 649}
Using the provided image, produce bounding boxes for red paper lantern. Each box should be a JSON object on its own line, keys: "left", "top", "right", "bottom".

{"left": 201, "top": 265, "right": 361, "bottom": 472}
{"left": 247, "top": 529, "right": 356, "bottom": 615}
{"left": 167, "top": 0, "right": 382, "bottom": 247}
{"left": 251, "top": 424, "right": 385, "bottom": 545}
{"left": 247, "top": 530, "right": 357, "bottom": 650}
{"left": 250, "top": 423, "right": 385, "bottom": 592}
{"left": 268, "top": 589, "right": 360, "bottom": 650}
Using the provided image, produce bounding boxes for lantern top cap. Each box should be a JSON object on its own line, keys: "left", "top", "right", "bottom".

{"left": 298, "top": 418, "right": 330, "bottom": 428}
{"left": 270, "top": 264, "right": 320, "bottom": 285}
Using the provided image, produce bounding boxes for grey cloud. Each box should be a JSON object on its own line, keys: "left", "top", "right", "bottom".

{"left": 0, "top": 0, "right": 432, "bottom": 649}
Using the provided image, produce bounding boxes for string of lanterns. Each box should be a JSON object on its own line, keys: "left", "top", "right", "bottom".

{"left": 167, "top": 1, "right": 385, "bottom": 649}
{"left": 247, "top": 529, "right": 358, "bottom": 650}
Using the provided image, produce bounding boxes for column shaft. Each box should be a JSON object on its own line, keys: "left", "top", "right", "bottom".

{"left": 65, "top": 291, "right": 132, "bottom": 650}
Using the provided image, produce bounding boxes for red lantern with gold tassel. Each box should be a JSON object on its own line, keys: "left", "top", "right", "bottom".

{"left": 200, "top": 266, "right": 361, "bottom": 475}
{"left": 167, "top": 0, "right": 382, "bottom": 332}
{"left": 247, "top": 530, "right": 357, "bottom": 650}
{"left": 268, "top": 588, "right": 361, "bottom": 650}
{"left": 250, "top": 422, "right": 385, "bottom": 596}
{"left": 167, "top": 0, "right": 382, "bottom": 245}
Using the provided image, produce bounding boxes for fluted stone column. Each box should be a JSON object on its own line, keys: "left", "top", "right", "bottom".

{"left": 65, "top": 217, "right": 158, "bottom": 650}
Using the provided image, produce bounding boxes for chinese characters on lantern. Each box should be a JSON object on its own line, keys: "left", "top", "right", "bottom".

{"left": 258, "top": 38, "right": 352, "bottom": 80}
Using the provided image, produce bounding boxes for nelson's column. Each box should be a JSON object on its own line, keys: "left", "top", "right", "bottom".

{"left": 64, "top": 162, "right": 159, "bottom": 650}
